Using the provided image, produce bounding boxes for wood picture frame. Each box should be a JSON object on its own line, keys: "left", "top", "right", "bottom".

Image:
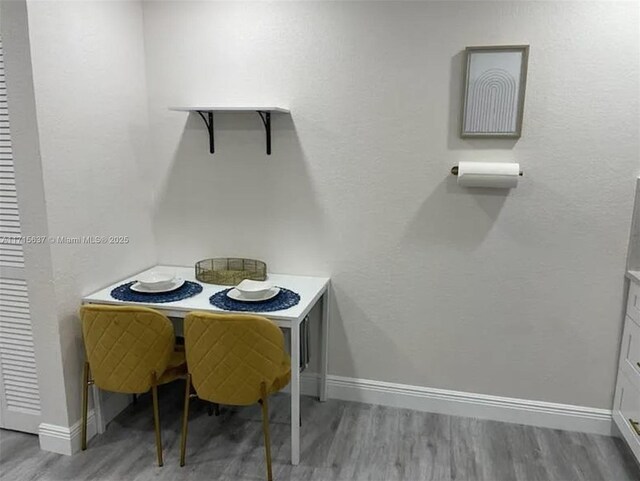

{"left": 460, "top": 45, "right": 530, "bottom": 139}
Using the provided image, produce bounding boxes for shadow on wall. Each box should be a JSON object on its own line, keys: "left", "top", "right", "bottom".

{"left": 327, "top": 280, "right": 414, "bottom": 382}
{"left": 404, "top": 176, "right": 509, "bottom": 252}
{"left": 153, "top": 112, "right": 328, "bottom": 273}
{"left": 448, "top": 51, "right": 518, "bottom": 151}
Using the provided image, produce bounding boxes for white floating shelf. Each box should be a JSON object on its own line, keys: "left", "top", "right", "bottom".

{"left": 169, "top": 106, "right": 290, "bottom": 114}
{"left": 169, "top": 106, "right": 290, "bottom": 155}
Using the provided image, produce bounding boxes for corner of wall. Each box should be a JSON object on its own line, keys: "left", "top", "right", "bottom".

{"left": 38, "top": 410, "right": 97, "bottom": 456}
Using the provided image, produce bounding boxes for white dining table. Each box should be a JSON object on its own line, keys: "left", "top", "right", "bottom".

{"left": 81, "top": 265, "right": 330, "bottom": 465}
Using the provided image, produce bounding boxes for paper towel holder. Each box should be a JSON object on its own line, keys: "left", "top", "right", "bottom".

{"left": 450, "top": 166, "right": 524, "bottom": 176}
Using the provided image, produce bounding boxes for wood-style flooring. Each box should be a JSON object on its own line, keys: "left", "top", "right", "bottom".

{"left": 1, "top": 383, "right": 638, "bottom": 481}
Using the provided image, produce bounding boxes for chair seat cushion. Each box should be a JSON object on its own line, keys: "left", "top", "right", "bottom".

{"left": 269, "top": 358, "right": 291, "bottom": 395}
{"left": 158, "top": 350, "right": 187, "bottom": 385}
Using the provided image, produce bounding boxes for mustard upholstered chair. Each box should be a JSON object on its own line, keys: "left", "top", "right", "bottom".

{"left": 180, "top": 312, "right": 291, "bottom": 481}
{"left": 79, "top": 304, "right": 187, "bottom": 466}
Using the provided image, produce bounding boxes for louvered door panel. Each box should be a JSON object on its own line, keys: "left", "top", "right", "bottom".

{"left": 0, "top": 278, "right": 39, "bottom": 413}
{"left": 0, "top": 36, "right": 41, "bottom": 433}
{"left": 0, "top": 36, "right": 23, "bottom": 270}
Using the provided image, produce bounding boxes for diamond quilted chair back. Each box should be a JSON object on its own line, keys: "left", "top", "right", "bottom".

{"left": 80, "top": 305, "right": 175, "bottom": 394}
{"left": 184, "top": 312, "right": 288, "bottom": 406}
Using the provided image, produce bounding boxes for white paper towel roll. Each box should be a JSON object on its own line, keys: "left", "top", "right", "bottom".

{"left": 457, "top": 161, "right": 520, "bottom": 189}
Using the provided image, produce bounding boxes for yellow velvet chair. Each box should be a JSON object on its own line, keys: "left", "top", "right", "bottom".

{"left": 180, "top": 312, "right": 291, "bottom": 481}
{"left": 79, "top": 304, "right": 187, "bottom": 466}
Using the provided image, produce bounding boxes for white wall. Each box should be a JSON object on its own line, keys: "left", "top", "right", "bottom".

{"left": 144, "top": 1, "right": 640, "bottom": 409}
{"left": 23, "top": 0, "right": 156, "bottom": 428}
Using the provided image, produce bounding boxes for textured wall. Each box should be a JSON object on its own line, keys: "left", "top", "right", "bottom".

{"left": 25, "top": 0, "right": 156, "bottom": 423}
{"left": 144, "top": 1, "right": 640, "bottom": 409}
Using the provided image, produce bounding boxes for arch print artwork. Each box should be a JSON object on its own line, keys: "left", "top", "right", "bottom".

{"left": 461, "top": 45, "right": 529, "bottom": 138}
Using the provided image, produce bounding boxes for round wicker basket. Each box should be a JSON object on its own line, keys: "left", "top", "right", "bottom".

{"left": 195, "top": 258, "right": 267, "bottom": 286}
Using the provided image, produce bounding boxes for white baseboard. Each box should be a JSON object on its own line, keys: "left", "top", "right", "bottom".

{"left": 300, "top": 373, "right": 613, "bottom": 436}
{"left": 38, "top": 409, "right": 97, "bottom": 456}
{"left": 37, "top": 374, "right": 612, "bottom": 456}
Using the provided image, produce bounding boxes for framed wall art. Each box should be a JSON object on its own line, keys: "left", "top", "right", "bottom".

{"left": 460, "top": 45, "right": 529, "bottom": 138}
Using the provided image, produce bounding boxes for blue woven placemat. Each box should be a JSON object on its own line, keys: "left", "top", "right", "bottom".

{"left": 209, "top": 287, "right": 300, "bottom": 312}
{"left": 110, "top": 280, "right": 203, "bottom": 303}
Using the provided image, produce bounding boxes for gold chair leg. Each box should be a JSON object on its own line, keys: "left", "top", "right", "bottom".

{"left": 151, "top": 372, "right": 163, "bottom": 467}
{"left": 180, "top": 374, "right": 191, "bottom": 467}
{"left": 206, "top": 402, "right": 220, "bottom": 416}
{"left": 81, "top": 362, "right": 90, "bottom": 451}
{"left": 260, "top": 382, "right": 273, "bottom": 481}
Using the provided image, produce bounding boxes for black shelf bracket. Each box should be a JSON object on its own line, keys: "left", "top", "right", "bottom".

{"left": 196, "top": 110, "right": 215, "bottom": 154}
{"left": 194, "top": 110, "right": 274, "bottom": 155}
{"left": 256, "top": 110, "right": 272, "bottom": 155}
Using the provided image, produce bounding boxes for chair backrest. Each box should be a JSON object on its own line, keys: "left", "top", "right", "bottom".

{"left": 184, "top": 312, "right": 287, "bottom": 405}
{"left": 79, "top": 304, "right": 175, "bottom": 393}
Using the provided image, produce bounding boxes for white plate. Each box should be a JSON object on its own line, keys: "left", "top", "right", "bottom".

{"left": 130, "top": 277, "right": 185, "bottom": 293}
{"left": 137, "top": 271, "right": 176, "bottom": 289}
{"left": 235, "top": 279, "right": 274, "bottom": 299}
{"left": 227, "top": 287, "right": 280, "bottom": 302}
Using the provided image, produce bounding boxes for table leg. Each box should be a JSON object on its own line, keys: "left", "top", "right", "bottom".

{"left": 319, "top": 288, "right": 330, "bottom": 402}
{"left": 290, "top": 322, "right": 300, "bottom": 465}
{"left": 92, "top": 384, "right": 106, "bottom": 434}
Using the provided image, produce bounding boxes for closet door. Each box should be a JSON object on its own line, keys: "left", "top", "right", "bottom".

{"left": 0, "top": 35, "right": 41, "bottom": 433}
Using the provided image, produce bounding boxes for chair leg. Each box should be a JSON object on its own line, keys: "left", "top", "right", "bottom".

{"left": 151, "top": 372, "right": 163, "bottom": 467}
{"left": 132, "top": 393, "right": 137, "bottom": 405}
{"left": 180, "top": 374, "right": 192, "bottom": 467}
{"left": 259, "top": 382, "right": 273, "bottom": 481}
{"left": 206, "top": 402, "right": 220, "bottom": 416}
{"left": 81, "top": 362, "right": 90, "bottom": 451}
